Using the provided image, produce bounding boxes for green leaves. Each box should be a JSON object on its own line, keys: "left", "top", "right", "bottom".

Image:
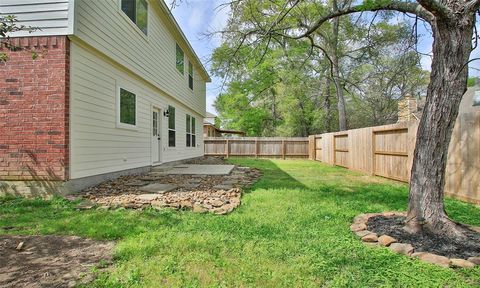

{"left": 360, "top": 0, "right": 394, "bottom": 10}
{"left": 210, "top": 0, "right": 428, "bottom": 136}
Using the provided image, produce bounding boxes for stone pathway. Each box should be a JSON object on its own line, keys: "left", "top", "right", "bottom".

{"left": 75, "top": 160, "right": 261, "bottom": 215}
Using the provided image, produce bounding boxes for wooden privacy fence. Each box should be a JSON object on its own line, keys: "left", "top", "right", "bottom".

{"left": 204, "top": 137, "right": 309, "bottom": 159}
{"left": 309, "top": 112, "right": 480, "bottom": 205}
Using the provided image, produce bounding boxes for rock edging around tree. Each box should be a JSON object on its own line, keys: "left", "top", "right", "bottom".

{"left": 351, "top": 212, "right": 480, "bottom": 269}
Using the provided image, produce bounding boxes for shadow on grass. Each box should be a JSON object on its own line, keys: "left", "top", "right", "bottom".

{"left": 0, "top": 196, "right": 183, "bottom": 240}
{"left": 229, "top": 158, "right": 408, "bottom": 212}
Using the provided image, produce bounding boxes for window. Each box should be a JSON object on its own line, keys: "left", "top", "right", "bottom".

{"left": 176, "top": 43, "right": 184, "bottom": 74}
{"left": 119, "top": 88, "right": 136, "bottom": 126}
{"left": 153, "top": 111, "right": 158, "bottom": 136}
{"left": 186, "top": 115, "right": 196, "bottom": 147}
{"left": 188, "top": 61, "right": 193, "bottom": 90}
{"left": 168, "top": 106, "right": 176, "bottom": 147}
{"left": 121, "top": 0, "right": 148, "bottom": 35}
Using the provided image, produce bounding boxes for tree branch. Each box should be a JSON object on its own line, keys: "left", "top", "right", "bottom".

{"left": 465, "top": 0, "right": 480, "bottom": 12}
{"left": 293, "top": 2, "right": 434, "bottom": 40}
{"left": 416, "top": 0, "right": 453, "bottom": 18}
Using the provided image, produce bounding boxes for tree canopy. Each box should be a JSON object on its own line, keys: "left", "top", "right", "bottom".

{"left": 210, "top": 0, "right": 429, "bottom": 136}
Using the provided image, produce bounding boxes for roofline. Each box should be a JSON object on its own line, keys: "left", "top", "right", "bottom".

{"left": 203, "top": 123, "right": 245, "bottom": 135}
{"left": 157, "top": 1, "right": 212, "bottom": 82}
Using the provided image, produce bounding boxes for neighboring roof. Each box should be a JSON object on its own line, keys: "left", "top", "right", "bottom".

{"left": 156, "top": 1, "right": 211, "bottom": 82}
{"left": 205, "top": 112, "right": 217, "bottom": 118}
{"left": 203, "top": 123, "right": 245, "bottom": 135}
{"left": 459, "top": 85, "right": 480, "bottom": 114}
{"left": 403, "top": 85, "right": 479, "bottom": 122}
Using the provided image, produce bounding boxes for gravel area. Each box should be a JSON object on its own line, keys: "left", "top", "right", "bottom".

{"left": 73, "top": 157, "right": 262, "bottom": 215}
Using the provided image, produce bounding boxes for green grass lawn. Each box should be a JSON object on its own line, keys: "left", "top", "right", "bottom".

{"left": 1, "top": 159, "right": 480, "bottom": 287}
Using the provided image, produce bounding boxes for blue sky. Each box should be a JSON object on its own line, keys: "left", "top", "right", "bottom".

{"left": 170, "top": 1, "right": 480, "bottom": 114}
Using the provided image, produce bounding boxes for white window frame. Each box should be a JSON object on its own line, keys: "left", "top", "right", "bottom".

{"left": 116, "top": 85, "right": 138, "bottom": 130}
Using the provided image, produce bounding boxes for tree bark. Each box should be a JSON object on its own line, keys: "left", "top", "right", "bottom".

{"left": 329, "top": 0, "right": 348, "bottom": 131}
{"left": 324, "top": 76, "right": 334, "bottom": 132}
{"left": 406, "top": 12, "right": 475, "bottom": 237}
{"left": 331, "top": 15, "right": 348, "bottom": 131}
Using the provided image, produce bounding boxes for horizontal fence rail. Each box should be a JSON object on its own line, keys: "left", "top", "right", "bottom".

{"left": 309, "top": 112, "right": 480, "bottom": 205}
{"left": 204, "top": 137, "right": 309, "bottom": 159}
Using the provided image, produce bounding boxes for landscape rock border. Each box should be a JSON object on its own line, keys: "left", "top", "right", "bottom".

{"left": 73, "top": 162, "right": 262, "bottom": 216}
{"left": 351, "top": 212, "right": 480, "bottom": 269}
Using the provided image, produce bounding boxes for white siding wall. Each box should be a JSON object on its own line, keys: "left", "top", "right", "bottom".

{"left": 0, "top": 0, "right": 74, "bottom": 36}
{"left": 73, "top": 0, "right": 207, "bottom": 116}
{"left": 70, "top": 41, "right": 204, "bottom": 179}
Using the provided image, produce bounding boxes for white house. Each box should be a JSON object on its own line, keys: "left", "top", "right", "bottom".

{"left": 0, "top": 0, "right": 210, "bottom": 194}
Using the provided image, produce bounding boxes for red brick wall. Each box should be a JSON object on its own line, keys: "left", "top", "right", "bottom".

{"left": 0, "top": 36, "right": 70, "bottom": 181}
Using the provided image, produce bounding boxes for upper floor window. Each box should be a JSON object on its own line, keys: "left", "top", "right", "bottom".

{"left": 176, "top": 43, "right": 184, "bottom": 74}
{"left": 121, "top": 0, "right": 148, "bottom": 35}
{"left": 188, "top": 61, "right": 194, "bottom": 90}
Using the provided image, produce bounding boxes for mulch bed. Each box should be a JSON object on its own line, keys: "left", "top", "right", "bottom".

{"left": 0, "top": 235, "right": 113, "bottom": 288}
{"left": 368, "top": 216, "right": 480, "bottom": 259}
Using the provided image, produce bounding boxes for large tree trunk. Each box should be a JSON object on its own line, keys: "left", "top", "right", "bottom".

{"left": 324, "top": 76, "right": 334, "bottom": 132}
{"left": 330, "top": 0, "right": 348, "bottom": 131}
{"left": 406, "top": 13, "right": 475, "bottom": 237}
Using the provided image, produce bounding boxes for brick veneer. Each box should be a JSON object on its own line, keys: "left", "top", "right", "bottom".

{"left": 0, "top": 36, "right": 70, "bottom": 181}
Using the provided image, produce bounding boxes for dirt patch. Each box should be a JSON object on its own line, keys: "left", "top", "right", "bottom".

{"left": 367, "top": 216, "right": 480, "bottom": 259}
{"left": 0, "top": 235, "right": 114, "bottom": 288}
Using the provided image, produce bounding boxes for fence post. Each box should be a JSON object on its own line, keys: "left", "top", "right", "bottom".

{"left": 371, "top": 131, "right": 376, "bottom": 176}
{"left": 282, "top": 140, "right": 286, "bottom": 159}
{"left": 226, "top": 139, "right": 229, "bottom": 158}
{"left": 308, "top": 135, "right": 315, "bottom": 160}
{"left": 255, "top": 138, "right": 259, "bottom": 158}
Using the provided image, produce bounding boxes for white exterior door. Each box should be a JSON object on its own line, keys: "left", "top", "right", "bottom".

{"left": 152, "top": 108, "right": 162, "bottom": 163}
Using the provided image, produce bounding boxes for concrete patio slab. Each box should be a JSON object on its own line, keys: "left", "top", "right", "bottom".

{"left": 139, "top": 183, "right": 177, "bottom": 193}
{"left": 163, "top": 165, "right": 235, "bottom": 176}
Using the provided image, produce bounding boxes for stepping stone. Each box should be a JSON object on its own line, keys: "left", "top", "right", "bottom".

{"left": 139, "top": 183, "right": 177, "bottom": 193}
{"left": 222, "top": 180, "right": 238, "bottom": 185}
{"left": 182, "top": 184, "right": 200, "bottom": 189}
{"left": 213, "top": 184, "right": 234, "bottom": 190}
{"left": 226, "top": 175, "right": 243, "bottom": 179}
{"left": 148, "top": 172, "right": 168, "bottom": 176}
{"left": 135, "top": 194, "right": 160, "bottom": 202}
{"left": 237, "top": 166, "right": 250, "bottom": 170}
{"left": 191, "top": 175, "right": 208, "bottom": 178}
{"left": 139, "top": 176, "right": 157, "bottom": 181}
{"left": 76, "top": 200, "right": 96, "bottom": 210}
{"left": 186, "top": 179, "right": 202, "bottom": 184}
{"left": 126, "top": 180, "right": 150, "bottom": 187}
